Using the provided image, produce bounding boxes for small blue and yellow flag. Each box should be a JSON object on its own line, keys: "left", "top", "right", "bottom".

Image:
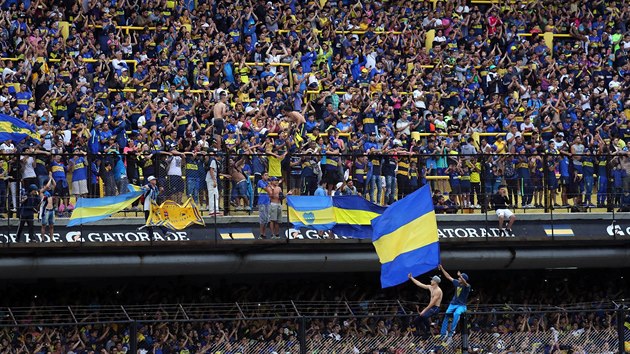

{"left": 68, "top": 185, "right": 143, "bottom": 227}
{"left": 0, "top": 113, "right": 41, "bottom": 143}
{"left": 371, "top": 185, "right": 440, "bottom": 288}
{"left": 332, "top": 196, "right": 386, "bottom": 239}
{"left": 287, "top": 196, "right": 336, "bottom": 230}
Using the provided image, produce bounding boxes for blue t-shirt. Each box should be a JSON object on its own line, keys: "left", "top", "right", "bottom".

{"left": 51, "top": 161, "right": 67, "bottom": 182}
{"left": 71, "top": 157, "right": 87, "bottom": 181}
{"left": 257, "top": 180, "right": 270, "bottom": 205}
{"left": 449, "top": 279, "right": 471, "bottom": 306}
{"left": 314, "top": 187, "right": 327, "bottom": 196}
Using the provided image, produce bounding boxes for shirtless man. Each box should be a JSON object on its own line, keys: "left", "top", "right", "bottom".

{"left": 281, "top": 105, "right": 306, "bottom": 145}
{"left": 221, "top": 158, "right": 250, "bottom": 211}
{"left": 268, "top": 177, "right": 283, "bottom": 239}
{"left": 408, "top": 273, "right": 443, "bottom": 339}
{"left": 213, "top": 92, "right": 229, "bottom": 146}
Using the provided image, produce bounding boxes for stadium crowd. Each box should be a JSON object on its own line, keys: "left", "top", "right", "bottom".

{"left": 0, "top": 0, "right": 629, "bottom": 217}
{"left": 0, "top": 272, "right": 626, "bottom": 353}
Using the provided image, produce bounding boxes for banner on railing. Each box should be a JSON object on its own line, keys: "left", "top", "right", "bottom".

{"left": 146, "top": 198, "right": 204, "bottom": 230}
{"left": 0, "top": 218, "right": 627, "bottom": 243}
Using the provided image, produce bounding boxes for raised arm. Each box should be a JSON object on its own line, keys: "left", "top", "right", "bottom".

{"left": 407, "top": 273, "right": 430, "bottom": 289}
{"left": 438, "top": 264, "right": 454, "bottom": 282}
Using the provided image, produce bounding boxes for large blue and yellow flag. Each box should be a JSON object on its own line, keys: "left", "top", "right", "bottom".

{"left": 287, "top": 196, "right": 336, "bottom": 230}
{"left": 371, "top": 185, "right": 440, "bottom": 288}
{"left": 332, "top": 196, "right": 386, "bottom": 239}
{"left": 0, "top": 113, "right": 41, "bottom": 143}
{"left": 68, "top": 185, "right": 143, "bottom": 227}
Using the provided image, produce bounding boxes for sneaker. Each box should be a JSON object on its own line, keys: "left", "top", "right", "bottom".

{"left": 586, "top": 203, "right": 596, "bottom": 208}
{"left": 560, "top": 204, "right": 570, "bottom": 208}
{"left": 506, "top": 228, "right": 513, "bottom": 236}
{"left": 10, "top": 208, "right": 16, "bottom": 212}
{"left": 66, "top": 204, "right": 74, "bottom": 211}
{"left": 58, "top": 203, "right": 65, "bottom": 213}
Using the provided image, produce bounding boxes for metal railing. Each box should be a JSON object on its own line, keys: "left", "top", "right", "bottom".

{"left": 0, "top": 301, "right": 627, "bottom": 354}
{"left": 1, "top": 150, "right": 629, "bottom": 244}
{"left": 1, "top": 151, "right": 628, "bottom": 210}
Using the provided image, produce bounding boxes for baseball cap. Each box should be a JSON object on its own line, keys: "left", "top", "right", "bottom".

{"left": 269, "top": 176, "right": 278, "bottom": 181}
{"left": 147, "top": 176, "right": 156, "bottom": 182}
{"left": 460, "top": 273, "right": 469, "bottom": 281}
{"left": 29, "top": 184, "right": 38, "bottom": 191}
{"left": 431, "top": 275, "right": 441, "bottom": 283}
{"left": 335, "top": 182, "right": 343, "bottom": 189}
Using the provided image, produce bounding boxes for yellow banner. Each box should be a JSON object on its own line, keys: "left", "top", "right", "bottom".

{"left": 147, "top": 198, "right": 205, "bottom": 230}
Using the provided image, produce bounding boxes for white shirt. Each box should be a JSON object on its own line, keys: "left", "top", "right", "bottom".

{"left": 111, "top": 58, "right": 126, "bottom": 70}
{"left": 267, "top": 54, "right": 281, "bottom": 74}
{"left": 38, "top": 129, "right": 54, "bottom": 151}
{"left": 520, "top": 122, "right": 535, "bottom": 132}
{"left": 0, "top": 142, "right": 15, "bottom": 153}
{"left": 21, "top": 156, "right": 36, "bottom": 178}
{"left": 365, "top": 51, "right": 377, "bottom": 69}
{"left": 167, "top": 155, "right": 182, "bottom": 176}
{"left": 456, "top": 5, "right": 470, "bottom": 13}
{"left": 395, "top": 119, "right": 411, "bottom": 136}
{"left": 205, "top": 159, "right": 218, "bottom": 187}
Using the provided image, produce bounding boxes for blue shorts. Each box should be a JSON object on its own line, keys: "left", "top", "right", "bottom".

{"left": 548, "top": 175, "right": 558, "bottom": 190}
{"left": 41, "top": 209, "right": 55, "bottom": 226}
{"left": 234, "top": 180, "right": 248, "bottom": 197}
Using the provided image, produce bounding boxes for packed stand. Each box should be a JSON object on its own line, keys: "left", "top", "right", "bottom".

{"left": 0, "top": 0, "right": 628, "bottom": 219}
{"left": 0, "top": 271, "right": 627, "bottom": 353}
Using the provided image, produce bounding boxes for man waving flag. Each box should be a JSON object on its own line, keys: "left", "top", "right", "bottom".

{"left": 371, "top": 185, "right": 440, "bottom": 288}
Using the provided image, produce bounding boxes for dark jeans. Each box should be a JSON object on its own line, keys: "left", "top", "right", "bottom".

{"left": 506, "top": 178, "right": 518, "bottom": 206}
{"left": 416, "top": 306, "right": 440, "bottom": 336}
{"left": 302, "top": 176, "right": 317, "bottom": 195}
{"left": 471, "top": 182, "right": 483, "bottom": 206}
{"left": 15, "top": 217, "right": 34, "bottom": 242}
{"left": 397, "top": 175, "right": 409, "bottom": 200}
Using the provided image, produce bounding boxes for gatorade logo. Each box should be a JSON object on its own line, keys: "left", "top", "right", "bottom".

{"left": 606, "top": 223, "right": 624, "bottom": 236}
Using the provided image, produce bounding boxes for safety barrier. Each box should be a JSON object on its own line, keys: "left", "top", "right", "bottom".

{"left": 0, "top": 302, "right": 626, "bottom": 354}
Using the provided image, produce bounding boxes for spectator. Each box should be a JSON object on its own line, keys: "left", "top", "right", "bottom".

{"left": 15, "top": 184, "right": 38, "bottom": 243}
{"left": 492, "top": 185, "right": 516, "bottom": 235}
{"left": 0, "top": 0, "right": 625, "bottom": 218}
